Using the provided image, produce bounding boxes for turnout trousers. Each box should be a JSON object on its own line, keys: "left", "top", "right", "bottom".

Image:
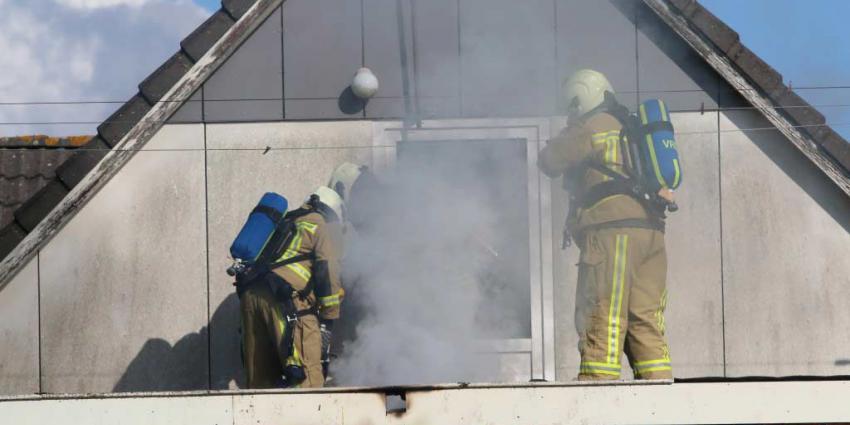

{"left": 574, "top": 227, "right": 672, "bottom": 380}
{"left": 240, "top": 282, "right": 324, "bottom": 389}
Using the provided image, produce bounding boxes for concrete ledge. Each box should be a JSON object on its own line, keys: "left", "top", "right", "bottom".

{"left": 3, "top": 380, "right": 850, "bottom": 424}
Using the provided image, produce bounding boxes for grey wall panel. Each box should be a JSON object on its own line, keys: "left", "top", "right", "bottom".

{"left": 459, "top": 0, "right": 557, "bottom": 117}
{"left": 283, "top": 0, "right": 363, "bottom": 119}
{"left": 0, "top": 258, "right": 38, "bottom": 395}
{"left": 363, "top": 0, "right": 412, "bottom": 118}
{"left": 205, "top": 122, "right": 374, "bottom": 388}
{"left": 556, "top": 0, "right": 638, "bottom": 109}
{"left": 38, "top": 125, "right": 209, "bottom": 393}
{"left": 720, "top": 110, "right": 850, "bottom": 376}
{"left": 411, "top": 0, "right": 461, "bottom": 119}
{"left": 663, "top": 112, "right": 724, "bottom": 378}
{"left": 204, "top": 8, "right": 283, "bottom": 122}
{"left": 169, "top": 89, "right": 203, "bottom": 123}
{"left": 636, "top": 4, "right": 721, "bottom": 112}
{"left": 365, "top": 98, "right": 406, "bottom": 119}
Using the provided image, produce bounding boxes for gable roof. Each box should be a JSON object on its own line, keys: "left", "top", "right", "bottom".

{"left": 0, "top": 0, "right": 848, "bottom": 287}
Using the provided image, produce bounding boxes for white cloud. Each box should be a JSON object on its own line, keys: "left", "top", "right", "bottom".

{"left": 0, "top": 0, "right": 208, "bottom": 136}
{"left": 55, "top": 0, "right": 149, "bottom": 10}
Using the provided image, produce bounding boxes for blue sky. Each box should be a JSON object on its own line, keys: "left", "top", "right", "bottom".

{"left": 700, "top": 0, "right": 850, "bottom": 139}
{"left": 194, "top": 0, "right": 218, "bottom": 10}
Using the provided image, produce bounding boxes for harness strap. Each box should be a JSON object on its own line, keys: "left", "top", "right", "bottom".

{"left": 267, "top": 253, "right": 314, "bottom": 270}
{"left": 579, "top": 218, "right": 665, "bottom": 235}
{"left": 640, "top": 120, "right": 674, "bottom": 135}
{"left": 252, "top": 205, "right": 284, "bottom": 224}
{"left": 580, "top": 179, "right": 642, "bottom": 211}
{"left": 296, "top": 307, "right": 318, "bottom": 317}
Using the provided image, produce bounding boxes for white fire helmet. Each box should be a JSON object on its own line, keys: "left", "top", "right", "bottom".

{"left": 310, "top": 186, "right": 344, "bottom": 222}
{"left": 562, "top": 69, "right": 615, "bottom": 116}
{"left": 328, "top": 162, "right": 364, "bottom": 202}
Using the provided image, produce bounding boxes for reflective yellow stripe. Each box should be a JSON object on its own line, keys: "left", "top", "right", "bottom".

{"left": 656, "top": 289, "right": 668, "bottom": 334}
{"left": 646, "top": 133, "right": 668, "bottom": 189}
{"left": 298, "top": 221, "right": 318, "bottom": 235}
{"left": 634, "top": 358, "right": 670, "bottom": 367}
{"left": 606, "top": 234, "right": 628, "bottom": 365}
{"left": 658, "top": 100, "right": 669, "bottom": 122}
{"left": 276, "top": 220, "right": 319, "bottom": 283}
{"left": 672, "top": 158, "right": 681, "bottom": 188}
{"left": 319, "top": 294, "right": 341, "bottom": 307}
{"left": 591, "top": 130, "right": 622, "bottom": 182}
{"left": 639, "top": 103, "right": 648, "bottom": 125}
{"left": 580, "top": 361, "right": 621, "bottom": 376}
{"left": 272, "top": 306, "right": 302, "bottom": 368}
{"left": 285, "top": 262, "right": 312, "bottom": 282}
{"left": 634, "top": 357, "right": 672, "bottom": 376}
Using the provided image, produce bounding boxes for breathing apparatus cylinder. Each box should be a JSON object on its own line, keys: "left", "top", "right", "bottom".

{"left": 228, "top": 192, "right": 289, "bottom": 273}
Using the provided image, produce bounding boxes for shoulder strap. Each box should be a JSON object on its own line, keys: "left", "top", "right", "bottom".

{"left": 267, "top": 253, "right": 315, "bottom": 270}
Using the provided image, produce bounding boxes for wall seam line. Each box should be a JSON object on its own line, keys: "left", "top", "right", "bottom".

{"left": 281, "top": 4, "right": 286, "bottom": 120}
{"left": 717, "top": 103, "right": 727, "bottom": 377}
{"left": 634, "top": 3, "right": 640, "bottom": 109}
{"left": 37, "top": 251, "right": 42, "bottom": 394}
{"left": 456, "top": 0, "right": 463, "bottom": 117}
{"left": 203, "top": 93, "right": 212, "bottom": 389}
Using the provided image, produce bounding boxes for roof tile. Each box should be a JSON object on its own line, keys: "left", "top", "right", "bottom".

{"left": 668, "top": 0, "right": 699, "bottom": 16}
{"left": 139, "top": 51, "right": 194, "bottom": 104}
{"left": 180, "top": 10, "right": 236, "bottom": 63}
{"left": 818, "top": 128, "right": 850, "bottom": 172}
{"left": 688, "top": 4, "right": 740, "bottom": 55}
{"left": 55, "top": 137, "right": 110, "bottom": 190}
{"left": 13, "top": 180, "right": 69, "bottom": 232}
{"left": 731, "top": 46, "right": 784, "bottom": 98}
{"left": 97, "top": 95, "right": 152, "bottom": 147}
{"left": 223, "top": 0, "right": 258, "bottom": 20}
{"left": 0, "top": 148, "right": 75, "bottom": 228}
{"left": 775, "top": 90, "right": 826, "bottom": 131}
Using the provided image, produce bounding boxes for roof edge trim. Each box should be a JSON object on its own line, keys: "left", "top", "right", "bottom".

{"left": 643, "top": 0, "right": 850, "bottom": 196}
{"left": 0, "top": 0, "right": 287, "bottom": 288}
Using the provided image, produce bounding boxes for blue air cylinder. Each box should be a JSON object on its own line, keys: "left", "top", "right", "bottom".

{"left": 229, "top": 192, "right": 288, "bottom": 264}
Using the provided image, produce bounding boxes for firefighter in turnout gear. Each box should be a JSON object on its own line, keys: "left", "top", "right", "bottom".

{"left": 538, "top": 69, "right": 672, "bottom": 380}
{"left": 240, "top": 186, "right": 345, "bottom": 388}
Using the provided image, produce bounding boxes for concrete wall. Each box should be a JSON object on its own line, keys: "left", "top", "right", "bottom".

{"left": 5, "top": 381, "right": 850, "bottom": 424}
{"left": 0, "top": 258, "right": 39, "bottom": 394}
{"left": 720, "top": 110, "right": 850, "bottom": 377}
{"left": 172, "top": 0, "right": 726, "bottom": 122}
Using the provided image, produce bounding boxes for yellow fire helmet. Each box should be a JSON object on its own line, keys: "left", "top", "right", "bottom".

{"left": 563, "top": 69, "right": 614, "bottom": 116}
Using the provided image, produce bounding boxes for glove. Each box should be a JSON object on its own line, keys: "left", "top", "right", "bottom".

{"left": 320, "top": 320, "right": 334, "bottom": 378}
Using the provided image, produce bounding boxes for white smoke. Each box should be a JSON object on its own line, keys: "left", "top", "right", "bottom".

{"left": 332, "top": 140, "right": 530, "bottom": 386}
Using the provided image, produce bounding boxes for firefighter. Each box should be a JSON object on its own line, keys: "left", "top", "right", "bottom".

{"left": 323, "top": 162, "right": 382, "bottom": 378}
{"left": 240, "top": 186, "right": 345, "bottom": 388}
{"left": 538, "top": 69, "right": 672, "bottom": 380}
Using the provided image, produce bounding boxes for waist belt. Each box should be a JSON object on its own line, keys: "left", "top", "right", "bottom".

{"left": 580, "top": 218, "right": 665, "bottom": 235}
{"left": 581, "top": 179, "right": 641, "bottom": 211}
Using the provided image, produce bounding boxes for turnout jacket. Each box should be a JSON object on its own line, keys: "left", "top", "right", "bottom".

{"left": 272, "top": 207, "right": 344, "bottom": 320}
{"left": 538, "top": 112, "right": 649, "bottom": 232}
